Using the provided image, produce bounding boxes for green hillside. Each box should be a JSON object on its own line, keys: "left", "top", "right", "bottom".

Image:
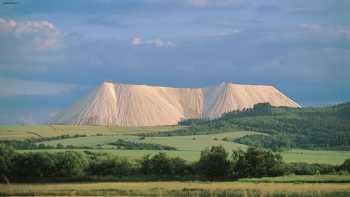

{"left": 1, "top": 102, "right": 350, "bottom": 164}
{"left": 163, "top": 102, "right": 350, "bottom": 150}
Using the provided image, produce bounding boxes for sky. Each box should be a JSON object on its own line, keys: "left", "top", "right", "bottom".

{"left": 0, "top": 0, "right": 350, "bottom": 124}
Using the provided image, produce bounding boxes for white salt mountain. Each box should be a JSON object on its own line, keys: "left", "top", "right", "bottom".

{"left": 54, "top": 82, "right": 300, "bottom": 127}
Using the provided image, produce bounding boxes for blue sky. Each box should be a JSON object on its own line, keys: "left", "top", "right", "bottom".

{"left": 0, "top": 0, "right": 350, "bottom": 124}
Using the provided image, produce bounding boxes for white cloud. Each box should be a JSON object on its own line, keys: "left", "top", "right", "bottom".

{"left": 130, "top": 36, "right": 174, "bottom": 48}
{"left": 0, "top": 78, "right": 77, "bottom": 97}
{"left": 131, "top": 36, "right": 142, "bottom": 45}
{"left": 0, "top": 18, "right": 63, "bottom": 50}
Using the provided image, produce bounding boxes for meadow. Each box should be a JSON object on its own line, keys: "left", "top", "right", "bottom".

{"left": 2, "top": 124, "right": 350, "bottom": 164}
{"left": 1, "top": 125, "right": 350, "bottom": 197}
{"left": 0, "top": 124, "right": 181, "bottom": 140}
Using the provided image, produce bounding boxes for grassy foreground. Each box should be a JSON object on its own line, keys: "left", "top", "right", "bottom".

{"left": 2, "top": 176, "right": 350, "bottom": 197}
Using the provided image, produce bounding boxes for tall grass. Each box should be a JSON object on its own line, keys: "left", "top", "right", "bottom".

{"left": 1, "top": 182, "right": 350, "bottom": 197}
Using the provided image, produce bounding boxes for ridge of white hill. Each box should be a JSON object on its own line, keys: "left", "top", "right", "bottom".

{"left": 202, "top": 82, "right": 300, "bottom": 119}
{"left": 55, "top": 82, "right": 119, "bottom": 125}
{"left": 54, "top": 81, "right": 300, "bottom": 127}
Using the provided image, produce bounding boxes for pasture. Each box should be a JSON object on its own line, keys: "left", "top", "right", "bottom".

{"left": 2, "top": 124, "right": 350, "bottom": 164}
{"left": 0, "top": 124, "right": 181, "bottom": 140}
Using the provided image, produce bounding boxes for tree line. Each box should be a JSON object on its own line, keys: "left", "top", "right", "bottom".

{"left": 1, "top": 144, "right": 350, "bottom": 183}
{"left": 157, "top": 102, "right": 350, "bottom": 150}
{"left": 0, "top": 136, "right": 177, "bottom": 151}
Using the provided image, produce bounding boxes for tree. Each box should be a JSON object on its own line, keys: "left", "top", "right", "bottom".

{"left": 197, "top": 146, "right": 230, "bottom": 180}
{"left": 55, "top": 151, "right": 89, "bottom": 177}
{"left": 339, "top": 158, "right": 350, "bottom": 172}
{"left": 89, "top": 155, "right": 133, "bottom": 177}
{"left": 149, "top": 152, "right": 173, "bottom": 176}
{"left": 0, "top": 144, "right": 16, "bottom": 183}
{"left": 233, "top": 147, "right": 285, "bottom": 178}
{"left": 139, "top": 154, "right": 152, "bottom": 175}
{"left": 253, "top": 103, "right": 272, "bottom": 115}
{"left": 139, "top": 153, "right": 190, "bottom": 177}
{"left": 287, "top": 162, "right": 320, "bottom": 175}
{"left": 171, "top": 157, "right": 189, "bottom": 176}
{"left": 12, "top": 152, "right": 57, "bottom": 178}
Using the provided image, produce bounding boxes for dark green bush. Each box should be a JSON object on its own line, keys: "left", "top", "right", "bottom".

{"left": 197, "top": 146, "right": 231, "bottom": 180}
{"left": 339, "top": 159, "right": 350, "bottom": 172}
{"left": 287, "top": 162, "right": 321, "bottom": 175}
{"left": 89, "top": 155, "right": 134, "bottom": 177}
{"left": 12, "top": 152, "right": 57, "bottom": 178}
{"left": 55, "top": 151, "right": 89, "bottom": 177}
{"left": 233, "top": 147, "right": 285, "bottom": 178}
{"left": 0, "top": 144, "right": 16, "bottom": 183}
{"left": 138, "top": 153, "right": 191, "bottom": 177}
{"left": 1, "top": 145, "right": 347, "bottom": 182}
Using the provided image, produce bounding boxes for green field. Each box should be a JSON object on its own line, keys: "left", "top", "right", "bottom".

{"left": 0, "top": 124, "right": 181, "bottom": 140}
{"left": 38, "top": 131, "right": 262, "bottom": 150}
{"left": 1, "top": 125, "right": 350, "bottom": 197}
{"left": 2, "top": 124, "right": 350, "bottom": 164}
{"left": 1, "top": 176, "right": 350, "bottom": 197}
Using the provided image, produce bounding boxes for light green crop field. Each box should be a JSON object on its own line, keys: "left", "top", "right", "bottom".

{"left": 2, "top": 124, "right": 350, "bottom": 164}
{"left": 39, "top": 131, "right": 262, "bottom": 150}
{"left": 0, "top": 124, "right": 181, "bottom": 140}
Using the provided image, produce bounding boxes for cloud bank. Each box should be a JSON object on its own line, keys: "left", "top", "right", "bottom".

{"left": 131, "top": 36, "right": 174, "bottom": 48}
{"left": 0, "top": 18, "right": 63, "bottom": 51}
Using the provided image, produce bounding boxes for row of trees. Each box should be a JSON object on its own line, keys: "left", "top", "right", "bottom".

{"left": 169, "top": 102, "right": 350, "bottom": 150}
{"left": 1, "top": 144, "right": 350, "bottom": 183}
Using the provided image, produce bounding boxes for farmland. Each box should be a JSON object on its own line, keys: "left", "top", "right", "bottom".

{"left": 1, "top": 176, "right": 350, "bottom": 197}
{"left": 0, "top": 124, "right": 181, "bottom": 140}
{"left": 1, "top": 124, "right": 350, "bottom": 164}
{"left": 1, "top": 125, "right": 350, "bottom": 197}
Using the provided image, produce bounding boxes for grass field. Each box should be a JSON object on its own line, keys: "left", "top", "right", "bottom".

{"left": 39, "top": 131, "right": 262, "bottom": 150}
{"left": 2, "top": 124, "right": 350, "bottom": 164}
{"left": 0, "top": 124, "right": 181, "bottom": 140}
{"left": 2, "top": 125, "right": 350, "bottom": 197}
{"left": 2, "top": 176, "right": 350, "bottom": 197}
{"left": 240, "top": 175, "right": 350, "bottom": 183}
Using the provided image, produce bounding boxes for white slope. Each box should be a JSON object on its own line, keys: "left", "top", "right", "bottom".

{"left": 54, "top": 81, "right": 300, "bottom": 127}
{"left": 54, "top": 82, "right": 119, "bottom": 125}
{"left": 202, "top": 82, "right": 300, "bottom": 119}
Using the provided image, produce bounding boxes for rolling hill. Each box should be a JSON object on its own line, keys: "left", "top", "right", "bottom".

{"left": 161, "top": 102, "right": 350, "bottom": 150}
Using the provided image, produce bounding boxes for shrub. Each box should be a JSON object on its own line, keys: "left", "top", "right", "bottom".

{"left": 315, "top": 163, "right": 337, "bottom": 174}
{"left": 148, "top": 152, "right": 173, "bottom": 176}
{"left": 287, "top": 162, "right": 320, "bottom": 175}
{"left": 170, "top": 157, "right": 190, "bottom": 176}
{"left": 339, "top": 159, "right": 350, "bottom": 173}
{"left": 233, "top": 147, "right": 285, "bottom": 178}
{"left": 139, "top": 153, "right": 191, "bottom": 177}
{"left": 12, "top": 152, "right": 57, "bottom": 178}
{"left": 0, "top": 144, "right": 16, "bottom": 183}
{"left": 89, "top": 155, "right": 134, "bottom": 177}
{"left": 55, "top": 151, "right": 89, "bottom": 177}
{"left": 197, "top": 146, "right": 231, "bottom": 180}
